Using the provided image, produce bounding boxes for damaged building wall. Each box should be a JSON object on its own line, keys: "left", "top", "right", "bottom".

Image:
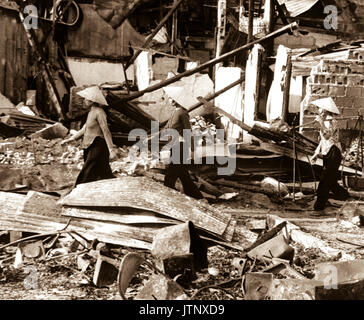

{"left": 0, "top": 7, "right": 30, "bottom": 104}
{"left": 66, "top": 4, "right": 146, "bottom": 60}
{"left": 301, "top": 48, "right": 364, "bottom": 142}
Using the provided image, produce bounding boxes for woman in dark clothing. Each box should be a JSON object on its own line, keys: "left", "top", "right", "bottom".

{"left": 61, "top": 86, "right": 117, "bottom": 186}
{"left": 310, "top": 97, "right": 349, "bottom": 211}
{"left": 163, "top": 99, "right": 204, "bottom": 200}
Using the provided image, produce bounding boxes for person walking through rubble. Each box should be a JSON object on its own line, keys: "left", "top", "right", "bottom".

{"left": 162, "top": 98, "right": 204, "bottom": 200}
{"left": 309, "top": 97, "right": 349, "bottom": 211}
{"left": 61, "top": 86, "right": 117, "bottom": 186}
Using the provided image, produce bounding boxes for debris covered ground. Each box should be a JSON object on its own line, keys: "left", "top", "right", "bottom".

{"left": 2, "top": 133, "right": 364, "bottom": 300}
{"left": 1, "top": 0, "right": 364, "bottom": 302}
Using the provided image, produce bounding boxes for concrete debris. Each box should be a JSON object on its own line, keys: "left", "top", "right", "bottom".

{"left": 30, "top": 123, "right": 69, "bottom": 140}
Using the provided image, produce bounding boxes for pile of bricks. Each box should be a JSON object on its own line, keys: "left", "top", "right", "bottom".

{"left": 302, "top": 49, "right": 364, "bottom": 131}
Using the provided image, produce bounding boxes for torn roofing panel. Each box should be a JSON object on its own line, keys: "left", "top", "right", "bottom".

{"left": 277, "top": 0, "right": 320, "bottom": 17}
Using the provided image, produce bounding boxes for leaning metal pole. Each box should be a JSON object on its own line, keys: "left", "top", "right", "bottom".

{"left": 120, "top": 22, "right": 299, "bottom": 102}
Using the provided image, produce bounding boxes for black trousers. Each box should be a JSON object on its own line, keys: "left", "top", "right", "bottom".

{"left": 314, "top": 145, "right": 349, "bottom": 210}
{"left": 75, "top": 137, "right": 115, "bottom": 186}
{"left": 164, "top": 142, "right": 203, "bottom": 200}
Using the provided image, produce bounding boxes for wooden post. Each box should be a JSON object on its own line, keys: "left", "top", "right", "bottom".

{"left": 171, "top": 0, "right": 178, "bottom": 55}
{"left": 247, "top": 0, "right": 254, "bottom": 43}
{"left": 120, "top": 22, "right": 298, "bottom": 102}
{"left": 19, "top": 11, "right": 64, "bottom": 121}
{"left": 281, "top": 54, "right": 292, "bottom": 122}
{"left": 124, "top": 0, "right": 184, "bottom": 70}
{"left": 215, "top": 0, "right": 227, "bottom": 69}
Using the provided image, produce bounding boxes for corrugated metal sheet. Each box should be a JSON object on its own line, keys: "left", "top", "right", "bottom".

{"left": 278, "top": 0, "right": 319, "bottom": 17}
{"left": 0, "top": 7, "right": 29, "bottom": 104}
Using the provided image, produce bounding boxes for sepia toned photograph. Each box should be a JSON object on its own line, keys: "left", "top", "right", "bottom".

{"left": 0, "top": 0, "right": 364, "bottom": 307}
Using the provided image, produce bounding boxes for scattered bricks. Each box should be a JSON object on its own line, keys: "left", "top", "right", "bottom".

{"left": 308, "top": 84, "right": 329, "bottom": 96}
{"left": 247, "top": 234, "right": 295, "bottom": 263}
{"left": 353, "top": 97, "right": 364, "bottom": 108}
{"left": 329, "top": 85, "right": 346, "bottom": 97}
{"left": 347, "top": 87, "right": 362, "bottom": 98}
{"left": 93, "top": 255, "right": 119, "bottom": 287}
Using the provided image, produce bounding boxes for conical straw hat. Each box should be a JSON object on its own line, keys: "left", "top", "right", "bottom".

{"left": 77, "top": 86, "right": 108, "bottom": 106}
{"left": 311, "top": 97, "right": 340, "bottom": 115}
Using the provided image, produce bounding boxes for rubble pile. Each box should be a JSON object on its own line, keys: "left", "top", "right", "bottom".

{"left": 0, "top": 137, "right": 83, "bottom": 167}
{"left": 190, "top": 116, "right": 220, "bottom": 145}
{"left": 343, "top": 137, "right": 364, "bottom": 169}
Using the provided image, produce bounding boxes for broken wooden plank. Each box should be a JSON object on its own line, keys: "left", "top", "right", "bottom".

{"left": 0, "top": 192, "right": 27, "bottom": 217}
{"left": 59, "top": 177, "right": 233, "bottom": 239}
{"left": 61, "top": 207, "right": 179, "bottom": 226}
{"left": 16, "top": 191, "right": 62, "bottom": 218}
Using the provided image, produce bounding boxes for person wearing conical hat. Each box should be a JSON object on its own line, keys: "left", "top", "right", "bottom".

{"left": 61, "top": 86, "right": 117, "bottom": 185}
{"left": 309, "top": 97, "right": 349, "bottom": 211}
{"left": 162, "top": 97, "right": 203, "bottom": 200}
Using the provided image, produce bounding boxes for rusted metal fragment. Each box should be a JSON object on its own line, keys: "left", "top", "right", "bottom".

{"left": 93, "top": 255, "right": 119, "bottom": 287}
{"left": 18, "top": 241, "right": 45, "bottom": 259}
{"left": 159, "top": 254, "right": 196, "bottom": 285}
{"left": 151, "top": 222, "right": 208, "bottom": 271}
{"left": 136, "top": 274, "right": 185, "bottom": 300}
{"left": 270, "top": 279, "right": 322, "bottom": 300}
{"left": 244, "top": 273, "right": 323, "bottom": 300}
{"left": 118, "top": 252, "right": 145, "bottom": 299}
{"left": 315, "top": 279, "right": 364, "bottom": 300}
{"left": 60, "top": 177, "right": 233, "bottom": 239}
{"left": 243, "top": 273, "right": 274, "bottom": 300}
{"left": 247, "top": 234, "right": 295, "bottom": 263}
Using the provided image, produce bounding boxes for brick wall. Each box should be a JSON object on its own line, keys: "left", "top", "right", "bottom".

{"left": 302, "top": 49, "right": 364, "bottom": 133}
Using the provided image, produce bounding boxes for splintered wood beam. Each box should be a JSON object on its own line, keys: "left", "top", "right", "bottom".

{"left": 124, "top": 0, "right": 184, "bottom": 70}
{"left": 121, "top": 22, "right": 299, "bottom": 102}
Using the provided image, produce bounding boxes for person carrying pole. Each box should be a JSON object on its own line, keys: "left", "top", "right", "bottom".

{"left": 309, "top": 97, "right": 349, "bottom": 211}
